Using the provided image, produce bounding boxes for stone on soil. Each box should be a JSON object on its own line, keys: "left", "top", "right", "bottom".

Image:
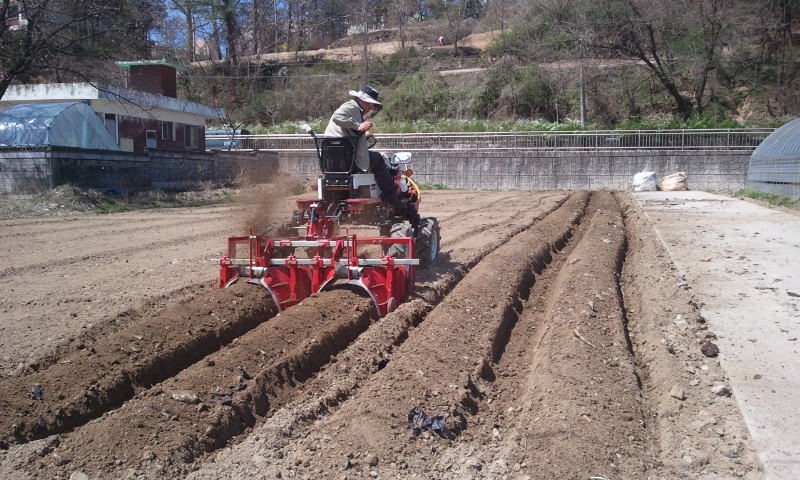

{"left": 711, "top": 384, "right": 732, "bottom": 397}
{"left": 171, "top": 390, "right": 200, "bottom": 404}
{"left": 700, "top": 341, "right": 719, "bottom": 357}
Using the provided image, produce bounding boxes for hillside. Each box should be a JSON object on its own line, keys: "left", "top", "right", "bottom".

{"left": 176, "top": 3, "right": 798, "bottom": 132}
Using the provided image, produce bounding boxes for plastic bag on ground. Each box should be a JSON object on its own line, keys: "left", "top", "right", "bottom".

{"left": 660, "top": 172, "right": 688, "bottom": 191}
{"left": 632, "top": 171, "right": 657, "bottom": 192}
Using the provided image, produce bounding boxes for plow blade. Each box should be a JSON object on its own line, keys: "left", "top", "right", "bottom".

{"left": 217, "top": 234, "right": 418, "bottom": 316}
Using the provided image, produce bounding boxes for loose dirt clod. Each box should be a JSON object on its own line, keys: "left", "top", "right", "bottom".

{"left": 701, "top": 341, "right": 720, "bottom": 357}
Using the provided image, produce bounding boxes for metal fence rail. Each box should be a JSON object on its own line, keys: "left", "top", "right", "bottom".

{"left": 207, "top": 128, "right": 773, "bottom": 152}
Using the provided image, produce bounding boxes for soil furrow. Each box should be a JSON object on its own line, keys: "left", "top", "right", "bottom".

{"left": 616, "top": 193, "right": 760, "bottom": 478}
{"left": 223, "top": 192, "right": 589, "bottom": 477}
{"left": 0, "top": 223, "right": 232, "bottom": 277}
{"left": 0, "top": 283, "right": 276, "bottom": 448}
{"left": 4, "top": 192, "right": 567, "bottom": 478}
{"left": 1, "top": 281, "right": 213, "bottom": 379}
{"left": 436, "top": 193, "right": 611, "bottom": 478}
{"left": 30, "top": 290, "right": 375, "bottom": 478}
{"left": 415, "top": 193, "right": 566, "bottom": 302}
{"left": 0, "top": 204, "right": 244, "bottom": 235}
{"left": 184, "top": 194, "right": 570, "bottom": 479}
{"left": 0, "top": 211, "right": 240, "bottom": 241}
{"left": 0, "top": 190, "right": 768, "bottom": 480}
{"left": 439, "top": 206, "right": 529, "bottom": 249}
{"left": 461, "top": 192, "right": 649, "bottom": 479}
{"left": 0, "top": 191, "right": 546, "bottom": 379}
{"left": 436, "top": 193, "right": 520, "bottom": 223}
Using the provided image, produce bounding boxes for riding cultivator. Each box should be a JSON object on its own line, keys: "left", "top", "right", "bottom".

{"left": 217, "top": 127, "right": 441, "bottom": 316}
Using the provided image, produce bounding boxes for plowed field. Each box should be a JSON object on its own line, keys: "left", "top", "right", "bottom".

{"left": 0, "top": 190, "right": 762, "bottom": 479}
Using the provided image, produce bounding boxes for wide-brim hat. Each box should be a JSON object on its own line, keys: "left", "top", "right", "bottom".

{"left": 349, "top": 85, "right": 382, "bottom": 105}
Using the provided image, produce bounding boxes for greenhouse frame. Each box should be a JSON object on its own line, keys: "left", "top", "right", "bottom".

{"left": 0, "top": 102, "right": 121, "bottom": 150}
{"left": 748, "top": 118, "right": 800, "bottom": 198}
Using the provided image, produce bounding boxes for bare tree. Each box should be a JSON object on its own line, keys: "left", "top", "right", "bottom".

{"left": 168, "top": 0, "right": 200, "bottom": 61}
{"left": 482, "top": 0, "right": 516, "bottom": 32}
{"left": 431, "top": 0, "right": 473, "bottom": 55}
{"left": 0, "top": 0, "right": 154, "bottom": 99}
{"left": 590, "top": 0, "right": 694, "bottom": 118}
{"left": 691, "top": 0, "right": 731, "bottom": 114}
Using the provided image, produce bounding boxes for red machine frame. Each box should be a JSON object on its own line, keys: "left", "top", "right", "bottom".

{"left": 218, "top": 199, "right": 418, "bottom": 316}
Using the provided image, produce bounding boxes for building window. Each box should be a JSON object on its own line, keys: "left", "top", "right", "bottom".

{"left": 146, "top": 130, "right": 157, "bottom": 149}
{"left": 185, "top": 125, "right": 199, "bottom": 149}
{"left": 160, "top": 121, "right": 174, "bottom": 140}
{"left": 103, "top": 113, "right": 118, "bottom": 144}
{"left": 6, "top": 5, "right": 19, "bottom": 18}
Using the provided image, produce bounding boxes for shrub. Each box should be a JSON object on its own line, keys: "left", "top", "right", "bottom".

{"left": 471, "top": 63, "right": 558, "bottom": 121}
{"left": 382, "top": 73, "right": 456, "bottom": 121}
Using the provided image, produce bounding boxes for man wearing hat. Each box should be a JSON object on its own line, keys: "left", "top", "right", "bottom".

{"left": 325, "top": 86, "right": 419, "bottom": 228}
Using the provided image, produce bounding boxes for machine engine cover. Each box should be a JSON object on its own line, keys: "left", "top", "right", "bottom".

{"left": 351, "top": 173, "right": 380, "bottom": 198}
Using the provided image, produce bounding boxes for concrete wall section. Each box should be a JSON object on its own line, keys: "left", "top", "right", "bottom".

{"left": 51, "top": 149, "right": 151, "bottom": 191}
{"left": 277, "top": 149, "right": 750, "bottom": 192}
{"left": 0, "top": 150, "right": 51, "bottom": 198}
{"left": 414, "top": 151, "right": 749, "bottom": 191}
{"left": 0, "top": 147, "right": 278, "bottom": 197}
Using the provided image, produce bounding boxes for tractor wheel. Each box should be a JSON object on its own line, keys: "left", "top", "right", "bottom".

{"left": 415, "top": 217, "right": 440, "bottom": 268}
{"left": 386, "top": 222, "right": 414, "bottom": 259}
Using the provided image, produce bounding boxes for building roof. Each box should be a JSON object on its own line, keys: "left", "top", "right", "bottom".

{"left": 0, "top": 101, "right": 121, "bottom": 150}
{"left": 1, "top": 82, "right": 223, "bottom": 120}
{"left": 116, "top": 60, "right": 185, "bottom": 71}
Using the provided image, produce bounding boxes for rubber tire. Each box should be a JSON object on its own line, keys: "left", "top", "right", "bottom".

{"left": 386, "top": 222, "right": 414, "bottom": 259}
{"left": 415, "top": 217, "right": 440, "bottom": 268}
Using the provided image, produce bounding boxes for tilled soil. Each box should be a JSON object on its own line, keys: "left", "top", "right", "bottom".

{"left": 0, "top": 282, "right": 276, "bottom": 447}
{"left": 0, "top": 190, "right": 762, "bottom": 480}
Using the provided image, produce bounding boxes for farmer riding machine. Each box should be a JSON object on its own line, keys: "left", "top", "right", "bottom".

{"left": 217, "top": 126, "right": 440, "bottom": 316}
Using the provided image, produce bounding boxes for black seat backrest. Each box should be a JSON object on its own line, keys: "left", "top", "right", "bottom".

{"left": 320, "top": 137, "right": 356, "bottom": 174}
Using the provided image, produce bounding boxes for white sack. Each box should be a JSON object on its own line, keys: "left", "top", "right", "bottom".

{"left": 632, "top": 171, "right": 657, "bottom": 192}
{"left": 660, "top": 172, "right": 688, "bottom": 191}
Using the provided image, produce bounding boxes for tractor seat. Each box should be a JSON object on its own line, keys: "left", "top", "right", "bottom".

{"left": 317, "top": 136, "right": 358, "bottom": 174}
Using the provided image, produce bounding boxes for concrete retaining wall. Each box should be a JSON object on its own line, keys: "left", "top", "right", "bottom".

{"left": 278, "top": 149, "right": 750, "bottom": 192}
{"left": 1, "top": 147, "right": 750, "bottom": 197}
{"left": 0, "top": 150, "right": 51, "bottom": 198}
{"left": 0, "top": 147, "right": 278, "bottom": 198}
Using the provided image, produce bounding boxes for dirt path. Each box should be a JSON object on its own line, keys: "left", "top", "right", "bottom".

{"left": 635, "top": 191, "right": 800, "bottom": 479}
{"left": 0, "top": 189, "right": 766, "bottom": 480}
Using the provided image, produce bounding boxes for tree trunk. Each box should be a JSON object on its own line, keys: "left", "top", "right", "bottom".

{"left": 222, "top": 0, "right": 239, "bottom": 65}
{"left": 252, "top": 0, "right": 259, "bottom": 54}
{"left": 186, "top": 6, "right": 195, "bottom": 61}
{"left": 211, "top": 21, "right": 224, "bottom": 60}
{"left": 273, "top": 0, "right": 279, "bottom": 52}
